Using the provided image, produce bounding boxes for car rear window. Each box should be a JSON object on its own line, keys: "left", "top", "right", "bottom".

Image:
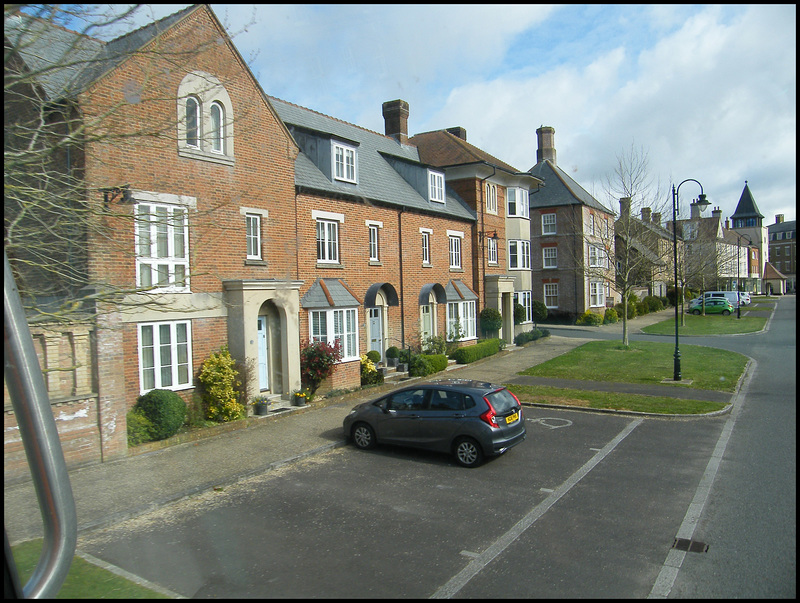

{"left": 485, "top": 388, "right": 518, "bottom": 414}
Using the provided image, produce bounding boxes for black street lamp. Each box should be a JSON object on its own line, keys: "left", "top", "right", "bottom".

{"left": 672, "top": 179, "right": 708, "bottom": 381}
{"left": 736, "top": 233, "right": 752, "bottom": 319}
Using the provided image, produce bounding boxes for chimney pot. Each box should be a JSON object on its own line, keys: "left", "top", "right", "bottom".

{"left": 382, "top": 99, "right": 409, "bottom": 144}
{"left": 641, "top": 207, "right": 652, "bottom": 222}
{"left": 776, "top": 214, "right": 784, "bottom": 224}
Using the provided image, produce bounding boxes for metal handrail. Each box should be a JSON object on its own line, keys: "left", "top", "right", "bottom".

{"left": 4, "top": 252, "right": 77, "bottom": 598}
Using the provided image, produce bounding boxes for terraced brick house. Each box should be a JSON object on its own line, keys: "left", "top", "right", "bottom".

{"left": 409, "top": 126, "right": 544, "bottom": 342}
{"left": 767, "top": 215, "right": 795, "bottom": 294}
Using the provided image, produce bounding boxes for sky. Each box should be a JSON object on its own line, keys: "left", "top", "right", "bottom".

{"left": 107, "top": 4, "right": 796, "bottom": 225}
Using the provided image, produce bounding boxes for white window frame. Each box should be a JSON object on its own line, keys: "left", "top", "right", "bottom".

{"left": 310, "top": 308, "right": 359, "bottom": 361}
{"left": 590, "top": 281, "right": 605, "bottom": 307}
{"left": 487, "top": 236, "right": 498, "bottom": 264}
{"left": 589, "top": 244, "right": 604, "bottom": 268}
{"left": 332, "top": 141, "right": 357, "bottom": 183}
{"left": 544, "top": 283, "right": 559, "bottom": 309}
{"left": 209, "top": 101, "right": 224, "bottom": 154}
{"left": 542, "top": 212, "right": 556, "bottom": 235}
{"left": 448, "top": 231, "right": 463, "bottom": 269}
{"left": 177, "top": 71, "right": 234, "bottom": 165}
{"left": 543, "top": 246, "right": 558, "bottom": 269}
{"left": 138, "top": 320, "right": 192, "bottom": 393}
{"left": 509, "top": 240, "right": 531, "bottom": 269}
{"left": 368, "top": 224, "right": 379, "bottom": 261}
{"left": 245, "top": 213, "right": 261, "bottom": 260}
{"left": 507, "top": 187, "right": 529, "bottom": 218}
{"left": 447, "top": 300, "right": 476, "bottom": 341}
{"left": 486, "top": 182, "right": 498, "bottom": 214}
{"left": 420, "top": 228, "right": 432, "bottom": 265}
{"left": 135, "top": 201, "right": 190, "bottom": 292}
{"left": 514, "top": 290, "right": 532, "bottom": 323}
{"left": 185, "top": 96, "right": 200, "bottom": 148}
{"left": 429, "top": 170, "right": 446, "bottom": 203}
{"left": 313, "top": 210, "right": 344, "bottom": 264}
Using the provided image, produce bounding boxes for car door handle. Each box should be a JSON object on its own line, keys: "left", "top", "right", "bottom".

{"left": 452, "top": 414, "right": 465, "bottom": 418}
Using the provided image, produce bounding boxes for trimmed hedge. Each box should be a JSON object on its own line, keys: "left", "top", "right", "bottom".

{"left": 421, "top": 353, "right": 448, "bottom": 374}
{"left": 449, "top": 338, "right": 502, "bottom": 364}
{"left": 514, "top": 328, "right": 550, "bottom": 346}
{"left": 134, "top": 388, "right": 187, "bottom": 441}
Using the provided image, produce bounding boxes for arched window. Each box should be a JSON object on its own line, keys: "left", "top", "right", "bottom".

{"left": 210, "top": 102, "right": 224, "bottom": 153}
{"left": 185, "top": 97, "right": 199, "bottom": 147}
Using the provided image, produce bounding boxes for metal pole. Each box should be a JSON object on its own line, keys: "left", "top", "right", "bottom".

{"left": 737, "top": 236, "right": 741, "bottom": 318}
{"left": 672, "top": 184, "right": 681, "bottom": 381}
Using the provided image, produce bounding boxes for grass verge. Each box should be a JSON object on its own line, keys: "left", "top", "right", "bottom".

{"left": 507, "top": 383, "right": 727, "bottom": 415}
{"left": 641, "top": 314, "right": 767, "bottom": 335}
{"left": 10, "top": 539, "right": 169, "bottom": 599}
{"left": 520, "top": 340, "right": 747, "bottom": 392}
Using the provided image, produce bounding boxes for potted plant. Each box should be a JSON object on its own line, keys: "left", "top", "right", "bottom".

{"left": 292, "top": 390, "right": 308, "bottom": 407}
{"left": 385, "top": 346, "right": 400, "bottom": 367}
{"left": 251, "top": 396, "right": 269, "bottom": 416}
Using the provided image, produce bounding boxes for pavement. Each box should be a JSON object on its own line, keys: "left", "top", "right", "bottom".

{"left": 4, "top": 308, "right": 734, "bottom": 546}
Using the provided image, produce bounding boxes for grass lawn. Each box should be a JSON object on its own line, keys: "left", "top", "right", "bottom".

{"left": 641, "top": 313, "right": 767, "bottom": 336}
{"left": 10, "top": 539, "right": 169, "bottom": 599}
{"left": 508, "top": 383, "right": 727, "bottom": 415}
{"left": 519, "top": 340, "right": 748, "bottom": 392}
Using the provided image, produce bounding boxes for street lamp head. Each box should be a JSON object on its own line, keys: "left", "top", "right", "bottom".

{"left": 696, "top": 193, "right": 710, "bottom": 209}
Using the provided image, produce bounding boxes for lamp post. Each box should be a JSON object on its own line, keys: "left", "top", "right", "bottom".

{"left": 672, "top": 179, "right": 708, "bottom": 381}
{"left": 736, "top": 233, "right": 752, "bottom": 319}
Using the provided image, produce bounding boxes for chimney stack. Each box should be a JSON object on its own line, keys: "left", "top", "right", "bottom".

{"left": 446, "top": 126, "right": 467, "bottom": 141}
{"left": 382, "top": 99, "right": 409, "bottom": 144}
{"left": 652, "top": 212, "right": 661, "bottom": 225}
{"left": 536, "top": 126, "right": 556, "bottom": 165}
{"left": 620, "top": 197, "right": 631, "bottom": 219}
{"left": 641, "top": 207, "right": 651, "bottom": 222}
{"left": 712, "top": 206, "right": 722, "bottom": 219}
{"left": 776, "top": 214, "right": 784, "bottom": 224}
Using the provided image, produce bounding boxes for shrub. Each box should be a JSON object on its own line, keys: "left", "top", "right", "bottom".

{"left": 126, "top": 407, "right": 154, "bottom": 446}
{"left": 422, "top": 335, "right": 446, "bottom": 355}
{"left": 576, "top": 310, "right": 603, "bottom": 326}
{"left": 449, "top": 338, "right": 502, "bottom": 364}
{"left": 300, "top": 339, "right": 343, "bottom": 396}
{"left": 421, "top": 353, "right": 448, "bottom": 374}
{"left": 531, "top": 299, "right": 548, "bottom": 327}
{"left": 385, "top": 346, "right": 400, "bottom": 359}
{"left": 407, "top": 353, "right": 432, "bottom": 377}
{"left": 198, "top": 346, "right": 246, "bottom": 423}
{"left": 603, "top": 307, "right": 619, "bottom": 324}
{"left": 636, "top": 301, "right": 648, "bottom": 316}
{"left": 479, "top": 307, "right": 502, "bottom": 334}
{"left": 513, "top": 303, "right": 527, "bottom": 325}
{"left": 642, "top": 295, "right": 664, "bottom": 313}
{"left": 615, "top": 301, "right": 637, "bottom": 319}
{"left": 366, "top": 350, "right": 381, "bottom": 364}
{"left": 134, "top": 388, "right": 187, "bottom": 441}
{"left": 514, "top": 328, "right": 550, "bottom": 346}
{"left": 360, "top": 354, "right": 384, "bottom": 386}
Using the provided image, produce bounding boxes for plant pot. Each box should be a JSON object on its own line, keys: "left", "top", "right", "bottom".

{"left": 254, "top": 403, "right": 269, "bottom": 416}
{"left": 293, "top": 395, "right": 307, "bottom": 406}
{"left": 396, "top": 363, "right": 408, "bottom": 373}
{"left": 386, "top": 357, "right": 398, "bottom": 367}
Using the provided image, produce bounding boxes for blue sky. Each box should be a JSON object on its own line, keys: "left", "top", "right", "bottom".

{"left": 101, "top": 4, "right": 797, "bottom": 224}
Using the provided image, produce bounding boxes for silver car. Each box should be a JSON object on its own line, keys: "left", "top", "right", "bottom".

{"left": 342, "top": 379, "right": 526, "bottom": 467}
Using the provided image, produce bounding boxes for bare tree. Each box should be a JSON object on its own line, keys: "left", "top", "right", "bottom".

{"left": 4, "top": 4, "right": 257, "bottom": 325}
{"left": 602, "top": 143, "right": 673, "bottom": 345}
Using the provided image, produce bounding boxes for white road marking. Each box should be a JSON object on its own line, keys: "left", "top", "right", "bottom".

{"left": 431, "top": 418, "right": 643, "bottom": 599}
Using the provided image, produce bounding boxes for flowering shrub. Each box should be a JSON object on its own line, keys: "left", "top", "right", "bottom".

{"left": 198, "top": 345, "right": 246, "bottom": 422}
{"left": 299, "top": 339, "right": 343, "bottom": 396}
{"left": 360, "top": 353, "right": 384, "bottom": 386}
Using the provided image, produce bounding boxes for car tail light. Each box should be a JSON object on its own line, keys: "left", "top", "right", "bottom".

{"left": 480, "top": 398, "right": 499, "bottom": 428}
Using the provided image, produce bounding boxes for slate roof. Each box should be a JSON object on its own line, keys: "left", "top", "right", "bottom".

{"left": 528, "top": 160, "right": 613, "bottom": 214}
{"left": 300, "top": 278, "right": 361, "bottom": 309}
{"left": 730, "top": 182, "right": 764, "bottom": 219}
{"left": 767, "top": 219, "right": 796, "bottom": 237}
{"left": 5, "top": 5, "right": 200, "bottom": 100}
{"left": 444, "top": 280, "right": 478, "bottom": 302}
{"left": 269, "top": 97, "right": 476, "bottom": 223}
{"left": 763, "top": 262, "right": 787, "bottom": 280}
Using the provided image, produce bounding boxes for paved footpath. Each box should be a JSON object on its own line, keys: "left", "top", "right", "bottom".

{"left": 5, "top": 309, "right": 725, "bottom": 545}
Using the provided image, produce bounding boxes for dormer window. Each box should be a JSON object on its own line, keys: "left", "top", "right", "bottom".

{"left": 428, "top": 170, "right": 445, "bottom": 203}
{"left": 332, "top": 141, "right": 357, "bottom": 183}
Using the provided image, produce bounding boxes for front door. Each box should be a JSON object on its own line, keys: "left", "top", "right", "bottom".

{"left": 257, "top": 315, "right": 268, "bottom": 391}
{"left": 369, "top": 307, "right": 383, "bottom": 359}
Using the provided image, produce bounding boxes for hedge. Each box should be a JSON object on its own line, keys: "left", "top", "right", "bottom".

{"left": 449, "top": 338, "right": 502, "bottom": 364}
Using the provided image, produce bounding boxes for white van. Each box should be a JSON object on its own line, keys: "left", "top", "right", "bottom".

{"left": 699, "top": 291, "right": 742, "bottom": 307}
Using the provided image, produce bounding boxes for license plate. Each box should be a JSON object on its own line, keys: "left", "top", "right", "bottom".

{"left": 506, "top": 412, "right": 519, "bottom": 424}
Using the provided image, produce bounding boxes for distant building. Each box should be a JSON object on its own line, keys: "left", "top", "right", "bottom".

{"left": 767, "top": 215, "right": 796, "bottom": 293}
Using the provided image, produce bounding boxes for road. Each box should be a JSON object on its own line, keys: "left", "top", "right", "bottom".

{"left": 77, "top": 297, "right": 796, "bottom": 598}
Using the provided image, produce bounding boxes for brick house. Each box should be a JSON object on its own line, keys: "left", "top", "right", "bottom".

{"left": 527, "top": 127, "right": 617, "bottom": 319}
{"left": 409, "top": 126, "right": 544, "bottom": 341}
{"left": 767, "top": 215, "right": 796, "bottom": 293}
{"left": 5, "top": 5, "right": 303, "bottom": 475}
{"left": 269, "top": 97, "right": 483, "bottom": 391}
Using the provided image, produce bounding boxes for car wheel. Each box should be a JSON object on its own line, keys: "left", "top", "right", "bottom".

{"left": 453, "top": 437, "right": 483, "bottom": 468}
{"left": 351, "top": 422, "right": 376, "bottom": 450}
{"left": 692, "top": 309, "right": 701, "bottom": 315}
{"left": 722, "top": 310, "right": 731, "bottom": 315}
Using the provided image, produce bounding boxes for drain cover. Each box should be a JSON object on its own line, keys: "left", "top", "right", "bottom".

{"left": 673, "top": 538, "right": 708, "bottom": 553}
